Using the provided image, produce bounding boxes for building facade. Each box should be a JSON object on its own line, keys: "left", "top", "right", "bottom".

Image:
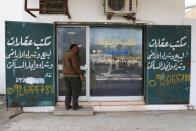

{"left": 1, "top": 0, "right": 196, "bottom": 111}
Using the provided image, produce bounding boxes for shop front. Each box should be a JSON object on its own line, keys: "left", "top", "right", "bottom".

{"left": 57, "top": 24, "right": 143, "bottom": 102}
{"left": 5, "top": 21, "right": 191, "bottom": 110}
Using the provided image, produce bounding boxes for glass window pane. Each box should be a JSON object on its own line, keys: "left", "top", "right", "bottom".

{"left": 90, "top": 27, "right": 143, "bottom": 96}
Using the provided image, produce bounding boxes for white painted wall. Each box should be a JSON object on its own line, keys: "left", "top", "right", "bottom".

{"left": 0, "top": 0, "right": 185, "bottom": 95}
{"left": 137, "top": 0, "right": 185, "bottom": 25}
{"left": 184, "top": 19, "right": 196, "bottom": 106}
{"left": 23, "top": 0, "right": 185, "bottom": 24}
{"left": 0, "top": 0, "right": 23, "bottom": 94}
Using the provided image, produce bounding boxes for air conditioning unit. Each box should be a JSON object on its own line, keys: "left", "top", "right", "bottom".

{"left": 105, "top": 0, "right": 137, "bottom": 15}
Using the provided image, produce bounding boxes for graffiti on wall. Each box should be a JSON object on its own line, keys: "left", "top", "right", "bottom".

{"left": 6, "top": 36, "right": 53, "bottom": 71}
{"left": 6, "top": 22, "right": 55, "bottom": 107}
{"left": 147, "top": 36, "right": 189, "bottom": 72}
{"left": 147, "top": 35, "right": 190, "bottom": 88}
{"left": 145, "top": 26, "right": 191, "bottom": 104}
{"left": 6, "top": 36, "right": 54, "bottom": 83}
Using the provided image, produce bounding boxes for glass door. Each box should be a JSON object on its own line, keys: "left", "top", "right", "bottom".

{"left": 56, "top": 25, "right": 144, "bottom": 102}
{"left": 89, "top": 27, "right": 143, "bottom": 101}
{"left": 57, "top": 26, "right": 88, "bottom": 101}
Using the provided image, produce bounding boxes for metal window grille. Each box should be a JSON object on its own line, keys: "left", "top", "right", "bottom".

{"left": 40, "top": 0, "right": 65, "bottom": 14}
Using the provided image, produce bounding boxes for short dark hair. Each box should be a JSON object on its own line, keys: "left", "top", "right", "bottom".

{"left": 70, "top": 44, "right": 78, "bottom": 50}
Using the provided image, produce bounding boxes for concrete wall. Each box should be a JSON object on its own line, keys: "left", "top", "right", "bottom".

{"left": 0, "top": 0, "right": 185, "bottom": 95}
{"left": 184, "top": 19, "right": 196, "bottom": 106}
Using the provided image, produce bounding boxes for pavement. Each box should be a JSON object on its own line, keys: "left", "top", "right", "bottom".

{"left": 0, "top": 110, "right": 196, "bottom": 131}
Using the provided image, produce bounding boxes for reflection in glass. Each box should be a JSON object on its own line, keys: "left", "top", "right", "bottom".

{"left": 90, "top": 27, "right": 143, "bottom": 96}
{"left": 57, "top": 27, "right": 86, "bottom": 96}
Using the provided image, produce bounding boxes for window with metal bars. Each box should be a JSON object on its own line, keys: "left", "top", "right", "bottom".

{"left": 39, "top": 0, "right": 65, "bottom": 14}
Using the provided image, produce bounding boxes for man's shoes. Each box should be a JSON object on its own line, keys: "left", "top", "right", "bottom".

{"left": 72, "top": 102, "right": 83, "bottom": 110}
{"left": 73, "top": 105, "right": 83, "bottom": 110}
{"left": 65, "top": 105, "right": 72, "bottom": 110}
{"left": 65, "top": 102, "right": 72, "bottom": 110}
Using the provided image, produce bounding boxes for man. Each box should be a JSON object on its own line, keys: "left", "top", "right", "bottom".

{"left": 63, "top": 44, "right": 84, "bottom": 110}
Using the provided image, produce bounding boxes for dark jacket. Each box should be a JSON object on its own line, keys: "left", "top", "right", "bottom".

{"left": 63, "top": 52, "right": 82, "bottom": 77}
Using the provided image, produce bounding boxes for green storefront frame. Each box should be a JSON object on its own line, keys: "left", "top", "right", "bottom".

{"left": 5, "top": 21, "right": 191, "bottom": 107}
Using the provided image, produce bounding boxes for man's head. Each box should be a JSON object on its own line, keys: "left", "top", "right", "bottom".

{"left": 70, "top": 44, "right": 80, "bottom": 54}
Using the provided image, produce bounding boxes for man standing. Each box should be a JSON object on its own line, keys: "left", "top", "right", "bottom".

{"left": 63, "top": 44, "right": 84, "bottom": 110}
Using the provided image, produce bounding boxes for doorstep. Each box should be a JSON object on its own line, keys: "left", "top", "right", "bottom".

{"left": 53, "top": 101, "right": 144, "bottom": 116}
{"left": 56, "top": 101, "right": 145, "bottom": 107}
{"left": 53, "top": 107, "right": 94, "bottom": 116}
{"left": 56, "top": 101, "right": 146, "bottom": 112}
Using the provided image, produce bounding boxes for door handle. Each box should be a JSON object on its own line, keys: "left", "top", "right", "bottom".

{"left": 80, "top": 65, "right": 88, "bottom": 71}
